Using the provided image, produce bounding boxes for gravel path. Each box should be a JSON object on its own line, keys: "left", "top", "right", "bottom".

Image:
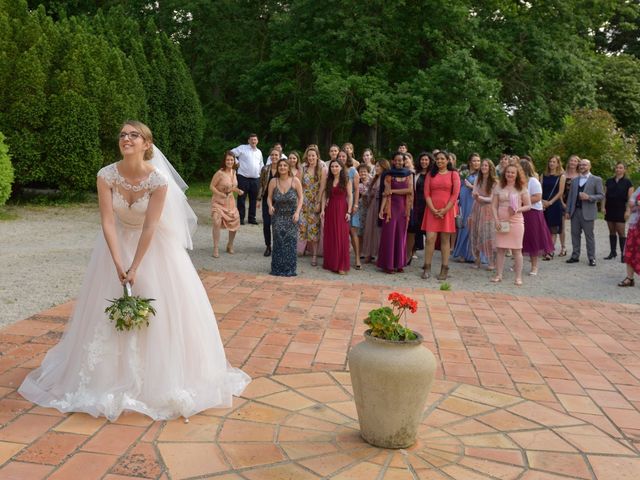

{"left": 1, "top": 198, "right": 637, "bottom": 327}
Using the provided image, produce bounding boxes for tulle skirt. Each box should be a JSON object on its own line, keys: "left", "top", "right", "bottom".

{"left": 522, "top": 209, "right": 554, "bottom": 256}
{"left": 19, "top": 224, "right": 250, "bottom": 421}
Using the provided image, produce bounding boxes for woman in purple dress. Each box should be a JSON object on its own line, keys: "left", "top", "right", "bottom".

{"left": 377, "top": 152, "right": 414, "bottom": 273}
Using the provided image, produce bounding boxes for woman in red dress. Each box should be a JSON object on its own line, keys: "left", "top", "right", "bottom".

{"left": 421, "top": 151, "right": 460, "bottom": 280}
{"left": 321, "top": 160, "right": 353, "bottom": 274}
{"left": 618, "top": 186, "right": 640, "bottom": 287}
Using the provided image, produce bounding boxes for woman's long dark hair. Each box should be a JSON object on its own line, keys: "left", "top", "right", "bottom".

{"left": 430, "top": 151, "right": 455, "bottom": 177}
{"left": 325, "top": 159, "right": 349, "bottom": 199}
{"left": 417, "top": 152, "right": 433, "bottom": 174}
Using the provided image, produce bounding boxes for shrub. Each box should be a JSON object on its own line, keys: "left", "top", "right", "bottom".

{"left": 44, "top": 91, "right": 102, "bottom": 193}
{"left": 531, "top": 109, "right": 638, "bottom": 178}
{"left": 0, "top": 131, "right": 14, "bottom": 205}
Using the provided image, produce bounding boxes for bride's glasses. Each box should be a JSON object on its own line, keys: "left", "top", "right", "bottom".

{"left": 119, "top": 131, "right": 144, "bottom": 141}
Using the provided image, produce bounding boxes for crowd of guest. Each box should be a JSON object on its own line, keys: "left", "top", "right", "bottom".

{"left": 209, "top": 134, "right": 639, "bottom": 288}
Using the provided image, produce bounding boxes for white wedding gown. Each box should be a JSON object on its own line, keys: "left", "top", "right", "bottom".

{"left": 19, "top": 163, "right": 250, "bottom": 421}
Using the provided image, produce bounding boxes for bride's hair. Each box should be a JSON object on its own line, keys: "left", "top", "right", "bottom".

{"left": 121, "top": 120, "right": 154, "bottom": 161}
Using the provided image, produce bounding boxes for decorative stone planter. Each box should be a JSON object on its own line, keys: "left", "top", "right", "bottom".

{"left": 348, "top": 330, "right": 437, "bottom": 449}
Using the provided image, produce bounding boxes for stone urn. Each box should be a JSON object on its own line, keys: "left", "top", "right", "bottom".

{"left": 348, "top": 330, "right": 437, "bottom": 449}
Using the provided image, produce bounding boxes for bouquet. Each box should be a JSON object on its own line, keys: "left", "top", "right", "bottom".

{"left": 364, "top": 292, "right": 418, "bottom": 341}
{"left": 105, "top": 282, "right": 156, "bottom": 331}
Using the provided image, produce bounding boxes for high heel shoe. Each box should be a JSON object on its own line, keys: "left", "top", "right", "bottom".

{"left": 311, "top": 255, "right": 318, "bottom": 267}
{"left": 421, "top": 264, "right": 431, "bottom": 279}
{"left": 226, "top": 244, "right": 234, "bottom": 254}
{"left": 618, "top": 277, "right": 635, "bottom": 287}
{"left": 490, "top": 276, "right": 502, "bottom": 283}
{"left": 604, "top": 252, "right": 617, "bottom": 260}
{"left": 437, "top": 265, "right": 449, "bottom": 281}
{"left": 212, "top": 247, "right": 219, "bottom": 258}
{"left": 558, "top": 247, "right": 567, "bottom": 257}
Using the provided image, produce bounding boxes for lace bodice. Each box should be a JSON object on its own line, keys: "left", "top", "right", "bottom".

{"left": 98, "top": 163, "right": 169, "bottom": 228}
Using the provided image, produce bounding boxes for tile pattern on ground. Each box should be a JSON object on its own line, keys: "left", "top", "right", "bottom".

{"left": 0, "top": 271, "right": 638, "bottom": 478}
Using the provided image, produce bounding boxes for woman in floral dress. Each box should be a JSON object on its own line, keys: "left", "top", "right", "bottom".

{"left": 298, "top": 145, "right": 326, "bottom": 266}
{"left": 469, "top": 159, "right": 497, "bottom": 270}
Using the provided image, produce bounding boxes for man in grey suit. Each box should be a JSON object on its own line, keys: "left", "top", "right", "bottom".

{"left": 565, "top": 158, "right": 604, "bottom": 266}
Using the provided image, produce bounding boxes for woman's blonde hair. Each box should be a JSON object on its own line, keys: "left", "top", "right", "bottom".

{"left": 121, "top": 120, "right": 154, "bottom": 161}
{"left": 303, "top": 145, "right": 323, "bottom": 178}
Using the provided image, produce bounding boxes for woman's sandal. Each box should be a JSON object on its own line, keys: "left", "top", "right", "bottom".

{"left": 311, "top": 256, "right": 318, "bottom": 267}
{"left": 617, "top": 277, "right": 635, "bottom": 287}
{"left": 212, "top": 248, "right": 219, "bottom": 258}
{"left": 514, "top": 279, "right": 523, "bottom": 286}
{"left": 421, "top": 264, "right": 431, "bottom": 279}
{"left": 558, "top": 247, "right": 567, "bottom": 257}
{"left": 490, "top": 276, "right": 502, "bottom": 283}
{"left": 437, "top": 265, "right": 449, "bottom": 281}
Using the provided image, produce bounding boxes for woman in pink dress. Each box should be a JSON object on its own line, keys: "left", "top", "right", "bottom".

{"left": 210, "top": 151, "right": 243, "bottom": 257}
{"left": 421, "top": 151, "right": 460, "bottom": 280}
{"left": 491, "top": 164, "right": 532, "bottom": 285}
{"left": 321, "top": 159, "right": 352, "bottom": 274}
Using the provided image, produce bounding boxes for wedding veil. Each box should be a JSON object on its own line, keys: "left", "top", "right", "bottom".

{"left": 149, "top": 145, "right": 198, "bottom": 249}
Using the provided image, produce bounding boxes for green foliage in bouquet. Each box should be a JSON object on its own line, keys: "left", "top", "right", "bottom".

{"left": 364, "top": 292, "right": 418, "bottom": 342}
{"left": 105, "top": 283, "right": 156, "bottom": 331}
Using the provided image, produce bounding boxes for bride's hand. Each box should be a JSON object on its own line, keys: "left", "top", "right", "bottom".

{"left": 117, "top": 268, "right": 127, "bottom": 284}
{"left": 123, "top": 268, "right": 137, "bottom": 286}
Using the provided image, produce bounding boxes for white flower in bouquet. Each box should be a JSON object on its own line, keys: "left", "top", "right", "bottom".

{"left": 105, "top": 283, "right": 156, "bottom": 332}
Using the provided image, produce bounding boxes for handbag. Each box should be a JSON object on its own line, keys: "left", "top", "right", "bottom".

{"left": 499, "top": 221, "right": 511, "bottom": 233}
{"left": 450, "top": 171, "right": 464, "bottom": 229}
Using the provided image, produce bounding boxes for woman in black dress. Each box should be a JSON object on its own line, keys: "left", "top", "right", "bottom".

{"left": 406, "top": 152, "right": 432, "bottom": 264}
{"left": 603, "top": 162, "right": 634, "bottom": 261}
{"left": 541, "top": 155, "right": 566, "bottom": 260}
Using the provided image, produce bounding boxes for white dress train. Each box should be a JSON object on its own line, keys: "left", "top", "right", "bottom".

{"left": 19, "top": 163, "right": 250, "bottom": 421}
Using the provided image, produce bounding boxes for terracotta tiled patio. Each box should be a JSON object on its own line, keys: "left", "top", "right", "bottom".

{"left": 0, "top": 271, "right": 639, "bottom": 479}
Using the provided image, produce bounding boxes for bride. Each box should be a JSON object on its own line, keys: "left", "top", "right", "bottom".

{"left": 19, "top": 121, "right": 250, "bottom": 421}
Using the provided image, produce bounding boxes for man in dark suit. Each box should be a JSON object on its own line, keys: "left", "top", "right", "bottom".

{"left": 565, "top": 158, "right": 604, "bottom": 266}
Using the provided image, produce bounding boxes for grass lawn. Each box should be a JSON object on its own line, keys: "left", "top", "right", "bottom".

{"left": 185, "top": 180, "right": 211, "bottom": 199}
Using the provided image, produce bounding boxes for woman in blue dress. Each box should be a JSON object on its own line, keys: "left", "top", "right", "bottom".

{"left": 452, "top": 153, "right": 481, "bottom": 262}
{"left": 267, "top": 159, "right": 303, "bottom": 276}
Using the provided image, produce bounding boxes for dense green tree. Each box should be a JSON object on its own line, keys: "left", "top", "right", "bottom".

{"left": 45, "top": 91, "right": 102, "bottom": 192}
{"left": 1, "top": 0, "right": 203, "bottom": 195}
{"left": 6, "top": 0, "right": 640, "bottom": 186}
{"left": 596, "top": 54, "right": 640, "bottom": 137}
{"left": 595, "top": 1, "right": 640, "bottom": 58}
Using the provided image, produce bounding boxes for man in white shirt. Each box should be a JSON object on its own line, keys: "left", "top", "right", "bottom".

{"left": 232, "top": 133, "right": 263, "bottom": 225}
